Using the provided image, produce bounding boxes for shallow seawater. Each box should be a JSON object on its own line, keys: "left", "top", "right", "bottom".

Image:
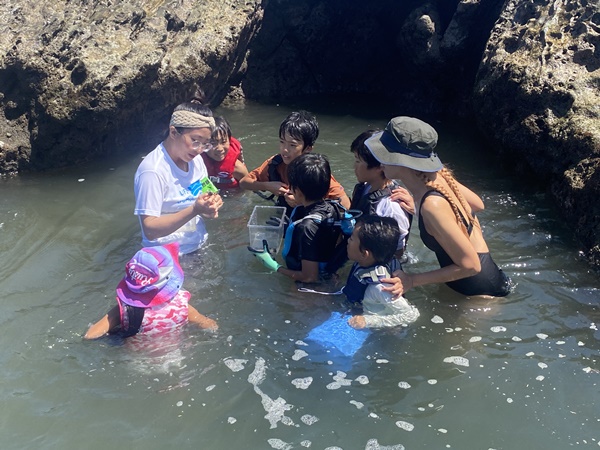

{"left": 0, "top": 99, "right": 599, "bottom": 450}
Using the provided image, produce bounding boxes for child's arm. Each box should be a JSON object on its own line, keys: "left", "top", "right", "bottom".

{"left": 84, "top": 305, "right": 121, "bottom": 339}
{"left": 277, "top": 259, "right": 320, "bottom": 283}
{"left": 239, "top": 176, "right": 289, "bottom": 196}
{"left": 187, "top": 305, "right": 218, "bottom": 330}
{"left": 232, "top": 159, "right": 249, "bottom": 182}
{"left": 252, "top": 252, "right": 320, "bottom": 283}
{"left": 348, "top": 285, "right": 419, "bottom": 329}
{"left": 327, "top": 177, "right": 351, "bottom": 209}
{"left": 239, "top": 159, "right": 289, "bottom": 195}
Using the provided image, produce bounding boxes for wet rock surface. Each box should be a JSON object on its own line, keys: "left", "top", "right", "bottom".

{"left": 0, "top": 0, "right": 263, "bottom": 174}
{"left": 473, "top": 0, "right": 600, "bottom": 267}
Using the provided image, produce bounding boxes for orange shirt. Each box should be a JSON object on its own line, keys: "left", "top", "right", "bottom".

{"left": 246, "top": 154, "right": 347, "bottom": 201}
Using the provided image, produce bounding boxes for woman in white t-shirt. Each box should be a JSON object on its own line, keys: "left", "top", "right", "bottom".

{"left": 134, "top": 91, "right": 224, "bottom": 254}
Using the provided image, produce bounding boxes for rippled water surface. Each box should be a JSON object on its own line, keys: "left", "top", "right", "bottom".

{"left": 1, "top": 100, "right": 598, "bottom": 449}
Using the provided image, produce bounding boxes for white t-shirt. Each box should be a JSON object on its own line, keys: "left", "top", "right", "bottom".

{"left": 134, "top": 143, "right": 209, "bottom": 254}
{"left": 362, "top": 283, "right": 420, "bottom": 329}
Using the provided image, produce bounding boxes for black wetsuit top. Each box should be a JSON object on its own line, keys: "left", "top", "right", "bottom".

{"left": 284, "top": 201, "right": 342, "bottom": 272}
{"left": 418, "top": 190, "right": 511, "bottom": 297}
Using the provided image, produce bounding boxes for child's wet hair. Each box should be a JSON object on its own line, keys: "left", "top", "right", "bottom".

{"left": 279, "top": 110, "right": 319, "bottom": 148}
{"left": 351, "top": 129, "right": 382, "bottom": 170}
{"left": 212, "top": 116, "right": 232, "bottom": 141}
{"left": 355, "top": 215, "right": 400, "bottom": 264}
{"left": 287, "top": 153, "right": 331, "bottom": 202}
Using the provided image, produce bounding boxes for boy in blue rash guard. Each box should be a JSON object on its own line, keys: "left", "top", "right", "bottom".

{"left": 249, "top": 153, "right": 346, "bottom": 283}
{"left": 344, "top": 215, "right": 419, "bottom": 329}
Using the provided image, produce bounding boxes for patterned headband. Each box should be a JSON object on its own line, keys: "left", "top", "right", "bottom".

{"left": 170, "top": 110, "right": 215, "bottom": 129}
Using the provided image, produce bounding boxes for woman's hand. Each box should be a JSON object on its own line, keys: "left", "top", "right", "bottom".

{"left": 194, "top": 192, "right": 223, "bottom": 218}
{"left": 381, "top": 270, "right": 413, "bottom": 296}
{"left": 391, "top": 187, "right": 415, "bottom": 215}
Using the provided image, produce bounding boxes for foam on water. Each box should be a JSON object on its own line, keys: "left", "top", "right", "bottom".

{"left": 248, "top": 357, "right": 294, "bottom": 429}
{"left": 326, "top": 371, "right": 353, "bottom": 390}
{"left": 365, "top": 439, "right": 405, "bottom": 450}
{"left": 268, "top": 438, "right": 292, "bottom": 449}
{"left": 301, "top": 414, "right": 319, "bottom": 425}
{"left": 224, "top": 357, "right": 248, "bottom": 372}
{"left": 355, "top": 375, "right": 369, "bottom": 385}
{"left": 395, "top": 420, "right": 414, "bottom": 431}
{"left": 292, "top": 377, "right": 313, "bottom": 389}
{"left": 292, "top": 349, "right": 308, "bottom": 361}
{"left": 443, "top": 356, "right": 470, "bottom": 367}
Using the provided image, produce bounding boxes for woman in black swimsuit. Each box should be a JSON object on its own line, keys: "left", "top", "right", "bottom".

{"left": 365, "top": 116, "right": 511, "bottom": 297}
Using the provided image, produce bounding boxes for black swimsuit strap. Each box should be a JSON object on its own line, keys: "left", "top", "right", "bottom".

{"left": 422, "top": 190, "right": 473, "bottom": 235}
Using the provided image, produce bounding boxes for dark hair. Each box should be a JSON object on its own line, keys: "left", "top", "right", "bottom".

{"left": 355, "top": 215, "right": 400, "bottom": 264}
{"left": 279, "top": 110, "right": 319, "bottom": 148}
{"left": 173, "top": 88, "right": 213, "bottom": 134}
{"left": 351, "top": 129, "right": 382, "bottom": 170}
{"left": 212, "top": 116, "right": 232, "bottom": 141}
{"left": 287, "top": 153, "right": 331, "bottom": 202}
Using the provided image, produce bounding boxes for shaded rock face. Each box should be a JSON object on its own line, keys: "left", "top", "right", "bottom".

{"left": 473, "top": 0, "right": 600, "bottom": 267}
{"left": 0, "top": 0, "right": 263, "bottom": 174}
{"left": 242, "top": 0, "right": 504, "bottom": 114}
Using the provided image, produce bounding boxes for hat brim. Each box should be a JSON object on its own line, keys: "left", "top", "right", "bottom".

{"left": 365, "top": 131, "right": 443, "bottom": 173}
{"left": 116, "top": 243, "right": 184, "bottom": 308}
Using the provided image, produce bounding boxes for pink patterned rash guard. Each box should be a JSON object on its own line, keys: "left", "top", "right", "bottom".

{"left": 118, "top": 289, "right": 190, "bottom": 336}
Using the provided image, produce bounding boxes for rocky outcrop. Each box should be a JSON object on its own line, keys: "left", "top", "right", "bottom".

{"left": 473, "top": 0, "right": 600, "bottom": 267}
{"left": 0, "top": 0, "right": 263, "bottom": 174}
{"left": 0, "top": 0, "right": 502, "bottom": 175}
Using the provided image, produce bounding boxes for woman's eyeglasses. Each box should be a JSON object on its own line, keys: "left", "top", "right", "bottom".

{"left": 178, "top": 131, "right": 214, "bottom": 151}
{"left": 189, "top": 138, "right": 214, "bottom": 151}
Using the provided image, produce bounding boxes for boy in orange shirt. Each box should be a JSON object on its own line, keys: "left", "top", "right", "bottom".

{"left": 239, "top": 110, "right": 350, "bottom": 216}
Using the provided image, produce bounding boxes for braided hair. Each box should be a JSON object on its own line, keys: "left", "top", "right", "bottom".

{"left": 420, "top": 167, "right": 479, "bottom": 233}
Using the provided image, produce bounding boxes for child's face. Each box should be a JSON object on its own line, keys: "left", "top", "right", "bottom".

{"left": 353, "top": 152, "right": 383, "bottom": 184}
{"left": 205, "top": 132, "right": 230, "bottom": 162}
{"left": 347, "top": 226, "right": 365, "bottom": 264}
{"left": 279, "top": 131, "right": 310, "bottom": 165}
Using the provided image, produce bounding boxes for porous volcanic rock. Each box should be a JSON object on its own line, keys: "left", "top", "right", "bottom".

{"left": 0, "top": 0, "right": 263, "bottom": 174}
{"left": 473, "top": 0, "right": 600, "bottom": 267}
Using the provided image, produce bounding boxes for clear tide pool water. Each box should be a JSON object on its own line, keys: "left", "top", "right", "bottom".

{"left": 0, "top": 99, "right": 598, "bottom": 450}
